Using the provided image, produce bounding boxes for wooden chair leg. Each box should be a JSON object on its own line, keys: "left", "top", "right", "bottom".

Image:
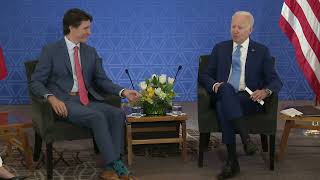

{"left": 269, "top": 134, "right": 275, "bottom": 171}
{"left": 33, "top": 131, "right": 42, "bottom": 161}
{"left": 260, "top": 134, "right": 268, "bottom": 152}
{"left": 92, "top": 137, "right": 100, "bottom": 154}
{"left": 46, "top": 143, "right": 53, "bottom": 180}
{"left": 198, "top": 132, "right": 210, "bottom": 167}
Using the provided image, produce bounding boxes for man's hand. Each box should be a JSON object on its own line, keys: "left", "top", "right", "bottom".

{"left": 47, "top": 96, "right": 68, "bottom": 118}
{"left": 122, "top": 89, "right": 141, "bottom": 102}
{"left": 213, "top": 82, "right": 223, "bottom": 93}
{"left": 250, "top": 89, "right": 268, "bottom": 102}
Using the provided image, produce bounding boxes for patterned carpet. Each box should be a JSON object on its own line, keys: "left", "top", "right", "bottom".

{"left": 2, "top": 128, "right": 320, "bottom": 180}
{"left": 0, "top": 129, "right": 217, "bottom": 180}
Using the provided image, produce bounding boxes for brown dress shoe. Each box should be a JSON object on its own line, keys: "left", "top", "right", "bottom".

{"left": 100, "top": 170, "right": 120, "bottom": 180}
{"left": 119, "top": 174, "right": 138, "bottom": 180}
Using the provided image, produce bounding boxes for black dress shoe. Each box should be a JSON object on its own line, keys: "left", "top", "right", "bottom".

{"left": 217, "top": 160, "right": 240, "bottom": 180}
{"left": 243, "top": 139, "right": 258, "bottom": 155}
{"left": 0, "top": 176, "right": 27, "bottom": 180}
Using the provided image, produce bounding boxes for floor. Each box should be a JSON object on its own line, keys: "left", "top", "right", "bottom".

{"left": 0, "top": 101, "right": 319, "bottom": 180}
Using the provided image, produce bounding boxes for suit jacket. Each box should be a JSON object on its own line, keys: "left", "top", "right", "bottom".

{"left": 30, "top": 39, "right": 123, "bottom": 101}
{"left": 199, "top": 39, "right": 282, "bottom": 98}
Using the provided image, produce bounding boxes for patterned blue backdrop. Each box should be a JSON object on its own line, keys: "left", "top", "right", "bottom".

{"left": 0, "top": 0, "right": 314, "bottom": 104}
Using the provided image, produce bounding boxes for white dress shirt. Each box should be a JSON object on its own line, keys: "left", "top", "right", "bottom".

{"left": 64, "top": 36, "right": 81, "bottom": 93}
{"left": 229, "top": 38, "right": 250, "bottom": 91}
{"left": 0, "top": 156, "right": 3, "bottom": 167}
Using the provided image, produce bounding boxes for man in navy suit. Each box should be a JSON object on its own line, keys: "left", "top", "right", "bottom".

{"left": 199, "top": 11, "right": 282, "bottom": 179}
{"left": 30, "top": 8, "right": 140, "bottom": 180}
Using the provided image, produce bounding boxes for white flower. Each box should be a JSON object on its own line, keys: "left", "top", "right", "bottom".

{"left": 151, "top": 74, "right": 157, "bottom": 79}
{"left": 168, "top": 77, "right": 175, "bottom": 84}
{"left": 155, "top": 87, "right": 162, "bottom": 95}
{"left": 159, "top": 74, "right": 167, "bottom": 84}
{"left": 139, "top": 81, "right": 147, "bottom": 90}
{"left": 159, "top": 92, "right": 167, "bottom": 100}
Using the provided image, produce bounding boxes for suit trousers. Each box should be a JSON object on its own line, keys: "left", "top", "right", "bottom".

{"left": 64, "top": 96, "right": 125, "bottom": 166}
{"left": 215, "top": 83, "right": 263, "bottom": 144}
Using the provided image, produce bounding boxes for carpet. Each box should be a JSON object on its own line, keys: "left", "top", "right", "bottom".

{"left": 0, "top": 129, "right": 218, "bottom": 180}
{"left": 2, "top": 128, "right": 320, "bottom": 180}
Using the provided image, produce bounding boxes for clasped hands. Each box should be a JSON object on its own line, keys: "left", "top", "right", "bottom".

{"left": 213, "top": 82, "right": 269, "bottom": 102}
{"left": 47, "top": 89, "right": 141, "bottom": 118}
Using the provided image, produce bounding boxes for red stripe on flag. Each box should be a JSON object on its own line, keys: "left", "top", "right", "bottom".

{"left": 285, "top": 0, "right": 320, "bottom": 62}
{"left": 307, "top": 0, "right": 320, "bottom": 22}
{"left": 279, "top": 16, "right": 320, "bottom": 99}
{"left": 0, "top": 46, "right": 8, "bottom": 80}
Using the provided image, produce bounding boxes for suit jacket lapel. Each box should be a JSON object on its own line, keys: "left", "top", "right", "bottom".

{"left": 245, "top": 40, "right": 256, "bottom": 79}
{"left": 80, "top": 43, "right": 89, "bottom": 85}
{"left": 224, "top": 41, "right": 233, "bottom": 81}
{"left": 58, "top": 39, "right": 73, "bottom": 74}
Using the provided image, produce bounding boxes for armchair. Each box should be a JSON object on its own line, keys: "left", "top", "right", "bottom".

{"left": 24, "top": 60, "right": 121, "bottom": 180}
{"left": 197, "top": 55, "right": 278, "bottom": 170}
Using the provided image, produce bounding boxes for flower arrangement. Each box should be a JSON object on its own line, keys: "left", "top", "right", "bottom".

{"left": 139, "top": 74, "right": 175, "bottom": 115}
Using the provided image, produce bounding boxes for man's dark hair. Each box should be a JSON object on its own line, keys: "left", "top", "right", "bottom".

{"left": 63, "top": 8, "right": 93, "bottom": 35}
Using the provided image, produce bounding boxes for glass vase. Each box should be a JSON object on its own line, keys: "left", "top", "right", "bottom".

{"left": 143, "top": 101, "right": 168, "bottom": 115}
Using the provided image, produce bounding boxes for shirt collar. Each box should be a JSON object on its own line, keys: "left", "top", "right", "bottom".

{"left": 233, "top": 38, "right": 249, "bottom": 50}
{"left": 64, "top": 36, "right": 80, "bottom": 50}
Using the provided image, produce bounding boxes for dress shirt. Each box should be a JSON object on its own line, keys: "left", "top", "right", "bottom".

{"left": 65, "top": 36, "right": 81, "bottom": 93}
{"left": 229, "top": 38, "right": 249, "bottom": 91}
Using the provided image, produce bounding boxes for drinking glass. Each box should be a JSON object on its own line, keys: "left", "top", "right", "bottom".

{"left": 131, "top": 105, "right": 143, "bottom": 117}
{"left": 172, "top": 103, "right": 183, "bottom": 115}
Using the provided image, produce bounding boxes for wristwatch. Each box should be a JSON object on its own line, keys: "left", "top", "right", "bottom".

{"left": 264, "top": 88, "right": 272, "bottom": 96}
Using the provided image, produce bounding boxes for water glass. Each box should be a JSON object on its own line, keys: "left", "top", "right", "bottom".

{"left": 172, "top": 103, "right": 183, "bottom": 115}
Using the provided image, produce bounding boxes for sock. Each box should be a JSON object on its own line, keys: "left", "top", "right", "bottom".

{"left": 112, "top": 159, "right": 129, "bottom": 176}
{"left": 226, "top": 143, "right": 237, "bottom": 162}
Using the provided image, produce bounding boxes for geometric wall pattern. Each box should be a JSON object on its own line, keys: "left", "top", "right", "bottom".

{"left": 0, "top": 0, "right": 314, "bottom": 104}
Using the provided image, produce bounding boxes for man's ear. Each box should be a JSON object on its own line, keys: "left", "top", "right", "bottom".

{"left": 69, "top": 25, "right": 74, "bottom": 33}
{"left": 249, "top": 26, "right": 253, "bottom": 35}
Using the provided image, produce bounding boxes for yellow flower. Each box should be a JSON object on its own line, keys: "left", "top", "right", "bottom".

{"left": 147, "top": 87, "right": 155, "bottom": 97}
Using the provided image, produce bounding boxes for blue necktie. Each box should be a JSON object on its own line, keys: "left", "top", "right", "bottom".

{"left": 228, "top": 44, "right": 242, "bottom": 91}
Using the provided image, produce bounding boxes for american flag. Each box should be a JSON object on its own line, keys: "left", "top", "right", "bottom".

{"left": 279, "top": 0, "right": 320, "bottom": 101}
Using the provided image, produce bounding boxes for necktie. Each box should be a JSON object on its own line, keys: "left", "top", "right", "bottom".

{"left": 74, "top": 46, "right": 89, "bottom": 105}
{"left": 228, "top": 44, "right": 242, "bottom": 91}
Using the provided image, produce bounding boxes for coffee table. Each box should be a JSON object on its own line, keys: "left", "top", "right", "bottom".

{"left": 0, "top": 111, "right": 33, "bottom": 169}
{"left": 277, "top": 113, "right": 320, "bottom": 161}
{"left": 126, "top": 114, "right": 188, "bottom": 166}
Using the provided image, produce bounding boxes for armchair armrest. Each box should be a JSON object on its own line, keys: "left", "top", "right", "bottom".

{"left": 263, "top": 93, "right": 279, "bottom": 118}
{"left": 102, "top": 94, "right": 121, "bottom": 108}
{"left": 197, "top": 84, "right": 218, "bottom": 132}
{"left": 30, "top": 96, "right": 55, "bottom": 137}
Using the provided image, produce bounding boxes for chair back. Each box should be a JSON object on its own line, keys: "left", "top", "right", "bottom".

{"left": 24, "top": 60, "right": 38, "bottom": 81}
{"left": 198, "top": 55, "right": 210, "bottom": 76}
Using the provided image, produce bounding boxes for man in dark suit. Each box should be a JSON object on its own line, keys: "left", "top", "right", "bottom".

{"left": 30, "top": 8, "right": 140, "bottom": 180}
{"left": 199, "top": 11, "right": 282, "bottom": 179}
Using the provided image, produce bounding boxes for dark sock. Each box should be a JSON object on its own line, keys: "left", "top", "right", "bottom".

{"left": 226, "top": 143, "right": 237, "bottom": 161}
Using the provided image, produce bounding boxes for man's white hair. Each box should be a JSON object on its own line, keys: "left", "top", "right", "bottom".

{"left": 232, "top": 11, "right": 254, "bottom": 28}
